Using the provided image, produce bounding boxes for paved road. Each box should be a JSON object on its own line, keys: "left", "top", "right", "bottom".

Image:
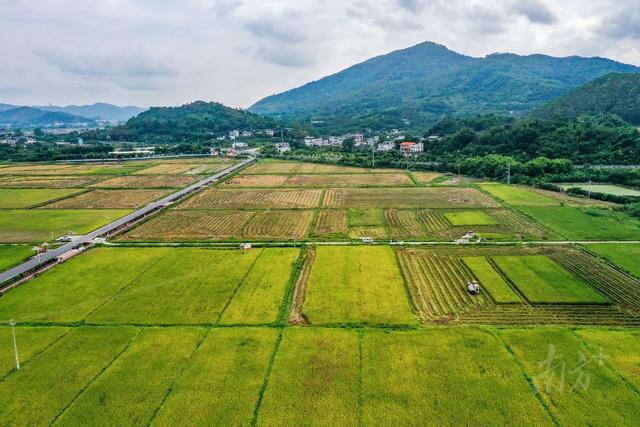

{"left": 0, "top": 157, "right": 254, "bottom": 286}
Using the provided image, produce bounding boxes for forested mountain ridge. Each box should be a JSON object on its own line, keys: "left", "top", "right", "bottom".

{"left": 531, "top": 73, "right": 640, "bottom": 124}
{"left": 250, "top": 41, "right": 640, "bottom": 128}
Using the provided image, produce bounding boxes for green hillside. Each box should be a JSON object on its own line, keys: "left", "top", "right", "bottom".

{"left": 249, "top": 41, "right": 640, "bottom": 129}
{"left": 532, "top": 73, "right": 640, "bottom": 124}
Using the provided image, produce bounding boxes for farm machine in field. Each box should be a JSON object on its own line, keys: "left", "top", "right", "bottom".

{"left": 467, "top": 280, "right": 480, "bottom": 295}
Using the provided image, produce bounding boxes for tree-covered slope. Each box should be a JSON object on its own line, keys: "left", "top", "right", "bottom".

{"left": 89, "top": 101, "right": 278, "bottom": 142}
{"left": 531, "top": 73, "right": 640, "bottom": 124}
{"left": 249, "top": 41, "right": 640, "bottom": 128}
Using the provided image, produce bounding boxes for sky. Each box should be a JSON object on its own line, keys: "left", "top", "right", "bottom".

{"left": 1, "top": 0, "right": 638, "bottom": 108}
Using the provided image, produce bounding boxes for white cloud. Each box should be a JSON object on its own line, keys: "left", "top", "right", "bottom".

{"left": 0, "top": 0, "right": 637, "bottom": 108}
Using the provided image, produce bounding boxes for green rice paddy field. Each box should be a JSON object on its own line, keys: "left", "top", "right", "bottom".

{"left": 2, "top": 160, "right": 640, "bottom": 425}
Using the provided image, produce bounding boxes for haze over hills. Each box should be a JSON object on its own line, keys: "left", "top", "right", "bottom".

{"left": 532, "top": 73, "right": 640, "bottom": 125}
{"left": 0, "top": 102, "right": 146, "bottom": 124}
{"left": 0, "top": 107, "right": 96, "bottom": 128}
{"left": 249, "top": 41, "right": 640, "bottom": 128}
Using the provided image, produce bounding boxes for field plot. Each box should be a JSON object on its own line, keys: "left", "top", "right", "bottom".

{"left": 242, "top": 210, "right": 313, "bottom": 239}
{"left": 179, "top": 188, "right": 322, "bottom": 209}
{"left": 586, "top": 243, "right": 640, "bottom": 278}
{"left": 152, "top": 328, "right": 277, "bottom": 426}
{"left": 0, "top": 188, "right": 82, "bottom": 208}
{"left": 135, "top": 163, "right": 200, "bottom": 175}
{"left": 499, "top": 328, "right": 640, "bottom": 426}
{"left": 258, "top": 328, "right": 360, "bottom": 426}
{"left": 241, "top": 161, "right": 368, "bottom": 174}
{"left": 0, "top": 326, "right": 69, "bottom": 377}
{"left": 184, "top": 163, "right": 227, "bottom": 174}
{"left": 559, "top": 183, "right": 640, "bottom": 196}
{"left": 322, "top": 187, "right": 499, "bottom": 208}
{"left": 0, "top": 247, "right": 171, "bottom": 322}
{"left": 0, "top": 163, "right": 145, "bottom": 175}
{"left": 463, "top": 257, "right": 521, "bottom": 303}
{"left": 87, "top": 248, "right": 261, "bottom": 324}
{"left": 221, "top": 248, "right": 300, "bottom": 324}
{"left": 385, "top": 209, "right": 426, "bottom": 237}
{"left": 520, "top": 205, "right": 640, "bottom": 240}
{"left": 312, "top": 210, "right": 348, "bottom": 236}
{"left": 0, "top": 327, "right": 138, "bottom": 426}
{"left": 303, "top": 246, "right": 416, "bottom": 324}
{"left": 56, "top": 328, "right": 204, "bottom": 427}
{"left": 492, "top": 255, "right": 607, "bottom": 304}
{"left": 43, "top": 189, "right": 171, "bottom": 209}
{"left": 0, "top": 209, "right": 130, "bottom": 243}
{"left": 224, "top": 174, "right": 289, "bottom": 187}
{"left": 397, "top": 249, "right": 490, "bottom": 320}
{"left": 444, "top": 210, "right": 499, "bottom": 226}
{"left": 91, "top": 174, "right": 199, "bottom": 189}
{"left": 363, "top": 328, "right": 553, "bottom": 426}
{"left": 0, "top": 244, "right": 33, "bottom": 272}
{"left": 226, "top": 173, "right": 413, "bottom": 187}
{"left": 576, "top": 329, "right": 640, "bottom": 389}
{"left": 479, "top": 183, "right": 560, "bottom": 206}
{"left": 0, "top": 175, "right": 97, "bottom": 188}
{"left": 410, "top": 171, "right": 443, "bottom": 184}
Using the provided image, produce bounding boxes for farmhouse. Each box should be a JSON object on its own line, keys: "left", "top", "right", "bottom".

{"left": 275, "top": 142, "right": 290, "bottom": 153}
{"left": 377, "top": 141, "right": 395, "bottom": 151}
{"left": 229, "top": 129, "right": 240, "bottom": 139}
{"left": 400, "top": 141, "right": 424, "bottom": 155}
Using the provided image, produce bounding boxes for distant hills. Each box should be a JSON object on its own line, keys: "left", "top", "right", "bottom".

{"left": 88, "top": 101, "right": 277, "bottom": 141}
{"left": 249, "top": 41, "right": 640, "bottom": 128}
{"left": 0, "top": 102, "right": 146, "bottom": 128}
{"left": 532, "top": 73, "right": 640, "bottom": 124}
{"left": 0, "top": 107, "right": 96, "bottom": 128}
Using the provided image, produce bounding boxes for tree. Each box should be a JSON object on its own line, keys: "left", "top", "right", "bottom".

{"left": 342, "top": 137, "right": 355, "bottom": 152}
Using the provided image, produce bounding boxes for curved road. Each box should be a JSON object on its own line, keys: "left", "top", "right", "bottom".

{"left": 0, "top": 157, "right": 255, "bottom": 286}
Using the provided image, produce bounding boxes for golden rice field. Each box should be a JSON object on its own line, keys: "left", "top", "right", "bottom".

{"left": 42, "top": 189, "right": 172, "bottom": 209}
{"left": 225, "top": 173, "right": 413, "bottom": 187}
{"left": 322, "top": 187, "right": 499, "bottom": 208}
{"left": 0, "top": 175, "right": 98, "bottom": 188}
{"left": 178, "top": 188, "right": 323, "bottom": 209}
{"left": 91, "top": 175, "right": 199, "bottom": 189}
{"left": 134, "top": 163, "right": 201, "bottom": 175}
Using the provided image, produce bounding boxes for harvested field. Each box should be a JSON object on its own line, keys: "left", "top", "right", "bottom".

{"left": 385, "top": 209, "right": 426, "bottom": 237}
{"left": 284, "top": 173, "right": 413, "bottom": 187}
{"left": 135, "top": 163, "right": 199, "bottom": 175}
{"left": 303, "top": 246, "right": 416, "bottom": 324}
{"left": 242, "top": 161, "right": 367, "bottom": 174}
{"left": 0, "top": 163, "right": 144, "bottom": 176}
{"left": 551, "top": 249, "right": 640, "bottom": 313}
{"left": 411, "top": 171, "right": 443, "bottom": 184}
{"left": 348, "top": 226, "right": 388, "bottom": 239}
{"left": 322, "top": 187, "right": 499, "bottom": 208}
{"left": 242, "top": 210, "right": 313, "bottom": 239}
{"left": 491, "top": 209, "right": 548, "bottom": 238}
{"left": 119, "top": 210, "right": 252, "bottom": 241}
{"left": 224, "top": 174, "right": 288, "bottom": 187}
{"left": 43, "top": 189, "right": 171, "bottom": 209}
{"left": 184, "top": 163, "right": 227, "bottom": 174}
{"left": 0, "top": 188, "right": 83, "bottom": 208}
{"left": 179, "top": 188, "right": 322, "bottom": 209}
{"left": 312, "top": 210, "right": 348, "bottom": 236}
{"left": 0, "top": 175, "right": 97, "bottom": 188}
{"left": 397, "top": 249, "right": 490, "bottom": 321}
{"left": 420, "top": 210, "right": 451, "bottom": 230}
{"left": 288, "top": 248, "right": 315, "bottom": 325}
{"left": 91, "top": 174, "right": 199, "bottom": 189}
{"left": 492, "top": 255, "right": 607, "bottom": 304}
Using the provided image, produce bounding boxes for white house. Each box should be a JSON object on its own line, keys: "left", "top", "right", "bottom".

{"left": 229, "top": 130, "right": 240, "bottom": 139}
{"left": 275, "top": 142, "right": 290, "bottom": 153}
{"left": 232, "top": 141, "right": 248, "bottom": 149}
{"left": 241, "top": 130, "right": 253, "bottom": 137}
{"left": 399, "top": 141, "right": 423, "bottom": 155}
{"left": 377, "top": 141, "right": 395, "bottom": 151}
{"left": 264, "top": 129, "right": 275, "bottom": 137}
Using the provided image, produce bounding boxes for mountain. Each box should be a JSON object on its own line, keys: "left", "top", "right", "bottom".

{"left": 249, "top": 41, "right": 640, "bottom": 128}
{"left": 91, "top": 101, "right": 277, "bottom": 141}
{"left": 531, "top": 73, "right": 640, "bottom": 124}
{"left": 34, "top": 103, "right": 146, "bottom": 121}
{"left": 0, "top": 107, "right": 96, "bottom": 128}
{"left": 0, "top": 103, "right": 17, "bottom": 112}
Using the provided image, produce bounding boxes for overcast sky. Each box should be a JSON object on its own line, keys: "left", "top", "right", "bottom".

{"left": 1, "top": 0, "right": 638, "bottom": 108}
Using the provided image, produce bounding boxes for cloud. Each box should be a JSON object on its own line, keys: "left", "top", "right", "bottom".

{"left": 599, "top": 9, "right": 640, "bottom": 39}
{"left": 245, "top": 19, "right": 306, "bottom": 43}
{"left": 396, "top": 0, "right": 426, "bottom": 14}
{"left": 510, "top": 0, "right": 556, "bottom": 24}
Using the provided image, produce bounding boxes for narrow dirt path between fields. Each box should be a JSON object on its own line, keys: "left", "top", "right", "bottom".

{"left": 288, "top": 247, "right": 316, "bottom": 325}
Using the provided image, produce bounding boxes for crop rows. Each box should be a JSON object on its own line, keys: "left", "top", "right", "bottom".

{"left": 135, "top": 163, "right": 199, "bottom": 175}
{"left": 43, "top": 189, "right": 171, "bottom": 209}
{"left": 242, "top": 210, "right": 313, "bottom": 239}
{"left": 397, "top": 250, "right": 490, "bottom": 320}
{"left": 491, "top": 209, "right": 546, "bottom": 238}
{"left": 551, "top": 250, "right": 640, "bottom": 313}
{"left": 92, "top": 175, "right": 199, "bottom": 189}
{"left": 385, "top": 209, "right": 426, "bottom": 236}
{"left": 419, "top": 210, "right": 451, "bottom": 231}
{"left": 0, "top": 175, "right": 96, "bottom": 188}
{"left": 224, "top": 175, "right": 288, "bottom": 187}
{"left": 312, "top": 210, "right": 347, "bottom": 235}
{"left": 457, "top": 304, "right": 640, "bottom": 326}
{"left": 179, "top": 189, "right": 322, "bottom": 209}
{"left": 322, "top": 189, "right": 345, "bottom": 207}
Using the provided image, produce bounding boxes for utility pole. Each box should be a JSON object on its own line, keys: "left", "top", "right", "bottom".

{"left": 587, "top": 179, "right": 592, "bottom": 199}
{"left": 507, "top": 162, "right": 511, "bottom": 185}
{"left": 371, "top": 144, "right": 375, "bottom": 169}
{"left": 9, "top": 320, "right": 19, "bottom": 370}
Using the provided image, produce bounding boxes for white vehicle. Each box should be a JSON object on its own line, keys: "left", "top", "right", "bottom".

{"left": 361, "top": 237, "right": 374, "bottom": 243}
{"left": 467, "top": 280, "right": 480, "bottom": 295}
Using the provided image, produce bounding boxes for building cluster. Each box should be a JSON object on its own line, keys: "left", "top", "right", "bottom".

{"left": 301, "top": 131, "right": 441, "bottom": 157}
{"left": 304, "top": 133, "right": 366, "bottom": 148}
{"left": 221, "top": 129, "right": 275, "bottom": 140}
